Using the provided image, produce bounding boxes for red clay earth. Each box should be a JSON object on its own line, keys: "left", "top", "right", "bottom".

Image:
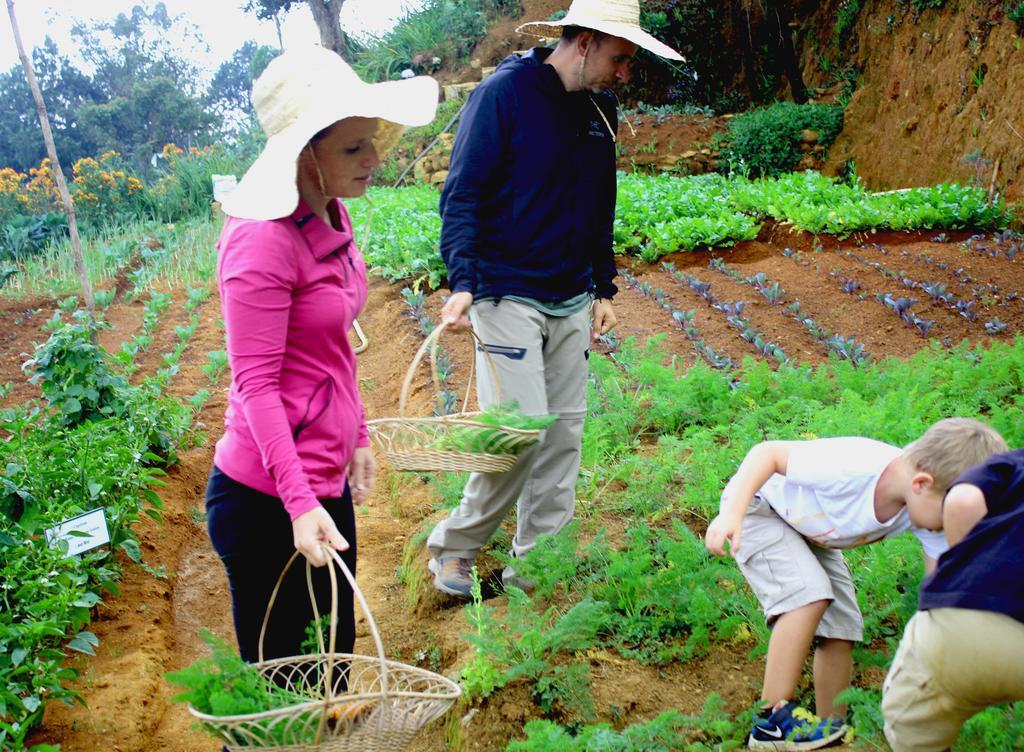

{"left": 16, "top": 227, "right": 1023, "bottom": 752}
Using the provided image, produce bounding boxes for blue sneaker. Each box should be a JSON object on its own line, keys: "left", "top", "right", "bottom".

{"left": 748, "top": 702, "right": 847, "bottom": 750}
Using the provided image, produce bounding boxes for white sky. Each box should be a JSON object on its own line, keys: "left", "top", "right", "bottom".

{"left": 0, "top": 0, "right": 424, "bottom": 75}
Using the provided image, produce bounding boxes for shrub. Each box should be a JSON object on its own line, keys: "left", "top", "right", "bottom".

{"left": 0, "top": 212, "right": 67, "bottom": 261}
{"left": 69, "top": 150, "right": 147, "bottom": 228}
{"left": 1010, "top": 2, "right": 1024, "bottom": 32}
{"left": 145, "top": 142, "right": 247, "bottom": 223}
{"left": 835, "top": 0, "right": 866, "bottom": 40}
{"left": 717, "top": 102, "right": 845, "bottom": 177}
{"left": 353, "top": 0, "right": 520, "bottom": 82}
{"left": 23, "top": 311, "right": 131, "bottom": 427}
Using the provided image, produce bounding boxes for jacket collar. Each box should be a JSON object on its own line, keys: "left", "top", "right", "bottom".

{"left": 290, "top": 197, "right": 354, "bottom": 261}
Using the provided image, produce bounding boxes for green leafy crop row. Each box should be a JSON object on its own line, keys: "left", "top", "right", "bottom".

{"left": 1, "top": 307, "right": 201, "bottom": 750}
{"left": 347, "top": 172, "right": 1009, "bottom": 286}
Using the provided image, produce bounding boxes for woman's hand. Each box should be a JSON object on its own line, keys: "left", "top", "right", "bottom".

{"left": 292, "top": 506, "right": 349, "bottom": 566}
{"left": 348, "top": 445, "right": 376, "bottom": 504}
{"left": 441, "top": 291, "right": 473, "bottom": 330}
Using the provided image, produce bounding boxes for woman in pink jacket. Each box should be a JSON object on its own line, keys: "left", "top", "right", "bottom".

{"left": 208, "top": 46, "right": 437, "bottom": 662}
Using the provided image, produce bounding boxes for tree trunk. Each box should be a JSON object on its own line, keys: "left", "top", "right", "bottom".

{"left": 6, "top": 0, "right": 95, "bottom": 314}
{"left": 767, "top": 1, "right": 808, "bottom": 103}
{"left": 732, "top": 0, "right": 759, "bottom": 100}
{"left": 307, "top": 0, "right": 352, "bottom": 60}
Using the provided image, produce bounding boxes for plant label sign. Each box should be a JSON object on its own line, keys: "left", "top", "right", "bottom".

{"left": 45, "top": 508, "right": 110, "bottom": 557}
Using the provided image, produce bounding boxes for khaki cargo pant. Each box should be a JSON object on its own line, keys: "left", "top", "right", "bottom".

{"left": 882, "top": 607, "right": 1024, "bottom": 752}
{"left": 426, "top": 299, "right": 590, "bottom": 585}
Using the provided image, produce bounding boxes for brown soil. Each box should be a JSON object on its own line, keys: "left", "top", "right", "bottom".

{"left": 616, "top": 113, "right": 728, "bottom": 174}
{"left": 19, "top": 227, "right": 1023, "bottom": 751}
{"left": 808, "top": 1, "right": 1024, "bottom": 204}
{"left": 463, "top": 0, "right": 570, "bottom": 71}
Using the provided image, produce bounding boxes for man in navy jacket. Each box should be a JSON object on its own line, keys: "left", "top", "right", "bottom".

{"left": 427, "top": 0, "right": 682, "bottom": 597}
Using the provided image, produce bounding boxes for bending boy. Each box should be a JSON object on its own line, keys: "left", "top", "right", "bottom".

{"left": 882, "top": 447, "right": 1024, "bottom": 751}
{"left": 705, "top": 418, "right": 1007, "bottom": 750}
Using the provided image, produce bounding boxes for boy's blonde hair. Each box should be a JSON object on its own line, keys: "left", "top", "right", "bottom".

{"left": 904, "top": 417, "right": 1008, "bottom": 490}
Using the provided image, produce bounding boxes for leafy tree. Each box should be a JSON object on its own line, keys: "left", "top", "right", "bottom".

{"left": 65, "top": 2, "right": 216, "bottom": 166}
{"left": 244, "top": 0, "right": 358, "bottom": 60}
{"left": 207, "top": 42, "right": 277, "bottom": 131}
{"left": 70, "top": 2, "right": 207, "bottom": 99}
{"left": 75, "top": 78, "right": 215, "bottom": 162}
{"left": 0, "top": 38, "right": 100, "bottom": 171}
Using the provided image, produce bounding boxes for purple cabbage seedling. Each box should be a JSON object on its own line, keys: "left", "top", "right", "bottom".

{"left": 985, "top": 318, "right": 1008, "bottom": 335}
{"left": 838, "top": 276, "right": 861, "bottom": 294}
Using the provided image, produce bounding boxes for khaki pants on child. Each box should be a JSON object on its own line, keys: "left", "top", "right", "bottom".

{"left": 427, "top": 299, "right": 590, "bottom": 585}
{"left": 883, "top": 607, "right": 1024, "bottom": 752}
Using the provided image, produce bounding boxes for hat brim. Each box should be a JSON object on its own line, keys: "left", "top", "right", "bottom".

{"left": 516, "top": 19, "right": 684, "bottom": 61}
{"left": 221, "top": 75, "right": 439, "bottom": 220}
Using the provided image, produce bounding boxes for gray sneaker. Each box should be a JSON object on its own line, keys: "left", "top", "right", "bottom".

{"left": 428, "top": 557, "right": 473, "bottom": 598}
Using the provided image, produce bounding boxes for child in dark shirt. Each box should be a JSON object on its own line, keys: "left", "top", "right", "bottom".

{"left": 882, "top": 449, "right": 1024, "bottom": 752}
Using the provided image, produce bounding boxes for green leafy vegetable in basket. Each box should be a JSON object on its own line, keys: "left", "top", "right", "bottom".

{"left": 427, "top": 403, "right": 559, "bottom": 455}
{"left": 166, "top": 629, "right": 305, "bottom": 716}
{"left": 475, "top": 402, "right": 560, "bottom": 431}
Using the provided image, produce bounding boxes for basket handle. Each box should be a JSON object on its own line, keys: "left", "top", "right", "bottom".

{"left": 258, "top": 545, "right": 389, "bottom": 744}
{"left": 398, "top": 320, "right": 502, "bottom": 417}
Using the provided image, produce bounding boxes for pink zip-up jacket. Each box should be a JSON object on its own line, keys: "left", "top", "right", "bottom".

{"left": 213, "top": 198, "right": 369, "bottom": 520}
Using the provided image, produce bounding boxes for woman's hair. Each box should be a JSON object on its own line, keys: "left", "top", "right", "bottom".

{"left": 310, "top": 121, "right": 339, "bottom": 145}
{"left": 904, "top": 417, "right": 1008, "bottom": 491}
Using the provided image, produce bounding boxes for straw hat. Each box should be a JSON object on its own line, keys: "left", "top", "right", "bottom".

{"left": 516, "top": 0, "right": 683, "bottom": 61}
{"left": 221, "top": 45, "right": 439, "bottom": 220}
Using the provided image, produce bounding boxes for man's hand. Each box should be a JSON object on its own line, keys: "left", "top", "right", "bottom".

{"left": 591, "top": 298, "right": 617, "bottom": 341}
{"left": 292, "top": 506, "right": 349, "bottom": 567}
{"left": 705, "top": 511, "right": 744, "bottom": 557}
{"left": 442, "top": 291, "right": 473, "bottom": 330}
{"left": 347, "top": 445, "right": 376, "bottom": 504}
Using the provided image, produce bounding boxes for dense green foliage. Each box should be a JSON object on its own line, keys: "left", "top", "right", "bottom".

{"left": 1011, "top": 2, "right": 1024, "bottom": 32}
{"left": 452, "top": 334, "right": 1024, "bottom": 748}
{"left": 508, "top": 696, "right": 745, "bottom": 751}
{"left": 0, "top": 303, "right": 201, "bottom": 750}
{"left": 346, "top": 185, "right": 445, "bottom": 288}
{"left": 716, "top": 102, "right": 844, "bottom": 177}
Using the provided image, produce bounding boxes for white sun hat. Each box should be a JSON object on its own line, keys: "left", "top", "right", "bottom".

{"left": 220, "top": 45, "right": 439, "bottom": 220}
{"left": 516, "top": 0, "right": 684, "bottom": 61}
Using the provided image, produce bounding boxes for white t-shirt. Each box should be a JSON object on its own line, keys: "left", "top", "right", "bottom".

{"left": 735, "top": 437, "right": 947, "bottom": 559}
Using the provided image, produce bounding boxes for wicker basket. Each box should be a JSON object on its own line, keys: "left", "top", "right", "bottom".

{"left": 186, "top": 547, "right": 461, "bottom": 751}
{"left": 368, "top": 322, "right": 544, "bottom": 473}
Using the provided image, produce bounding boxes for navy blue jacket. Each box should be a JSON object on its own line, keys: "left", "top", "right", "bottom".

{"left": 920, "top": 449, "right": 1024, "bottom": 624}
{"left": 439, "top": 48, "right": 619, "bottom": 302}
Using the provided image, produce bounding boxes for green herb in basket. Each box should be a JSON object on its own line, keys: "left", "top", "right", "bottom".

{"left": 476, "top": 402, "right": 559, "bottom": 431}
{"left": 166, "top": 629, "right": 305, "bottom": 716}
{"left": 427, "top": 404, "right": 559, "bottom": 455}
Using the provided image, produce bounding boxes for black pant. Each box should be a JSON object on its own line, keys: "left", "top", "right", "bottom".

{"left": 205, "top": 466, "right": 357, "bottom": 663}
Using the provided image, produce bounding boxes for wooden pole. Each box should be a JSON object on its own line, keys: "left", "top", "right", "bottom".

{"left": 6, "top": 0, "right": 95, "bottom": 314}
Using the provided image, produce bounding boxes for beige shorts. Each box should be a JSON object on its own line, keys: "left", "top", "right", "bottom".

{"left": 883, "top": 608, "right": 1024, "bottom": 752}
{"left": 736, "top": 496, "right": 863, "bottom": 641}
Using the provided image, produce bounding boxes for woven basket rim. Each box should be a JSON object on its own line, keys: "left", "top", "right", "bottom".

{"left": 186, "top": 654, "right": 461, "bottom": 725}
{"left": 366, "top": 413, "right": 543, "bottom": 438}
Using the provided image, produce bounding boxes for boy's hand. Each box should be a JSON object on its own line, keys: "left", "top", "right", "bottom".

{"left": 706, "top": 512, "right": 743, "bottom": 557}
